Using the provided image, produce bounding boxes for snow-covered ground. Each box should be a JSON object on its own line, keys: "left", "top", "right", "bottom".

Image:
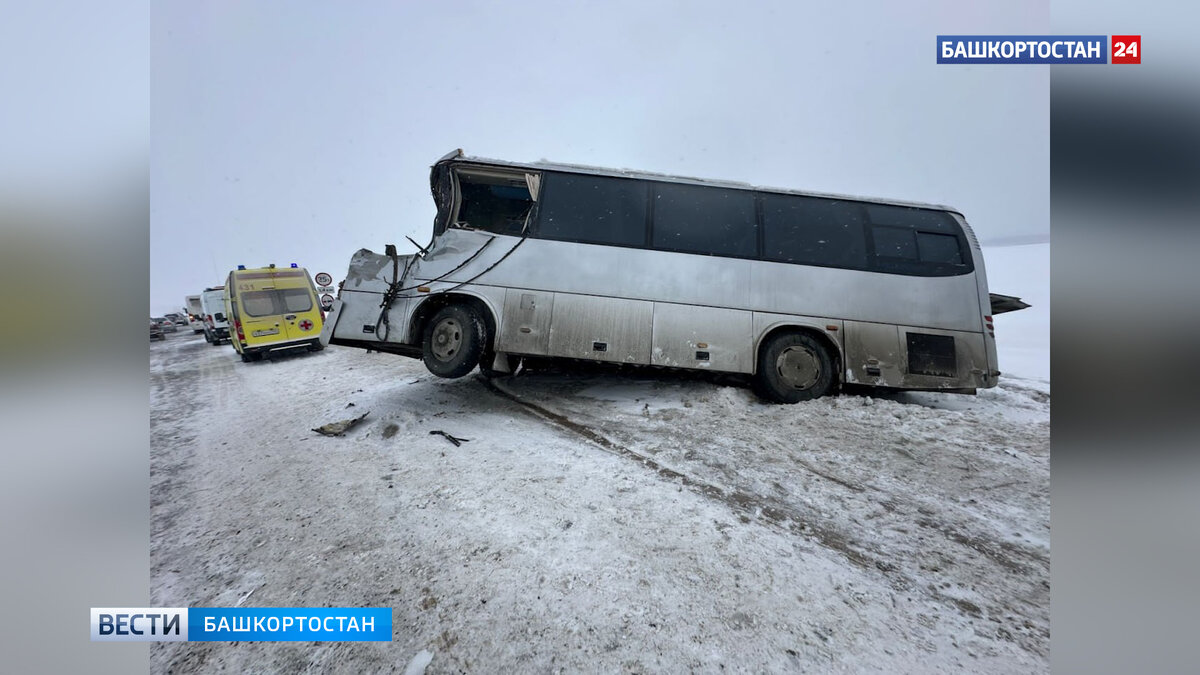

{"left": 150, "top": 243, "right": 1048, "bottom": 672}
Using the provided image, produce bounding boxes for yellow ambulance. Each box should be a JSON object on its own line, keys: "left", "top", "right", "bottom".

{"left": 223, "top": 263, "right": 325, "bottom": 362}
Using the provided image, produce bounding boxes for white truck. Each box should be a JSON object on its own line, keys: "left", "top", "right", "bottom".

{"left": 200, "top": 287, "right": 231, "bottom": 345}
{"left": 185, "top": 295, "right": 204, "bottom": 334}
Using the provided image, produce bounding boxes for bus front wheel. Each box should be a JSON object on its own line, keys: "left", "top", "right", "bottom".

{"left": 422, "top": 304, "right": 487, "bottom": 378}
{"left": 755, "top": 332, "right": 834, "bottom": 403}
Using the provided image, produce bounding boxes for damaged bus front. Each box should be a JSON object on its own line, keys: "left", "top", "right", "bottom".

{"left": 320, "top": 150, "right": 537, "bottom": 374}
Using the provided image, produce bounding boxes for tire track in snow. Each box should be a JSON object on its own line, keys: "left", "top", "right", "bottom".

{"left": 482, "top": 375, "right": 905, "bottom": 574}
{"left": 478, "top": 374, "right": 1050, "bottom": 658}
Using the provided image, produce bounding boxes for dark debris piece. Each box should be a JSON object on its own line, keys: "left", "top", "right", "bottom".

{"left": 429, "top": 430, "right": 469, "bottom": 447}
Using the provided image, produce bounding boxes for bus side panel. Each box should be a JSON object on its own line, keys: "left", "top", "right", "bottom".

{"left": 464, "top": 236, "right": 753, "bottom": 311}
{"left": 547, "top": 294, "right": 653, "bottom": 364}
{"left": 842, "top": 321, "right": 904, "bottom": 387}
{"left": 750, "top": 259, "right": 982, "bottom": 333}
{"left": 896, "top": 325, "right": 989, "bottom": 390}
{"left": 651, "top": 304, "right": 753, "bottom": 372}
{"left": 498, "top": 289, "right": 554, "bottom": 356}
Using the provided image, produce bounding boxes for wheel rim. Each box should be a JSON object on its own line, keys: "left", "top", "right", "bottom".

{"left": 430, "top": 317, "right": 463, "bottom": 361}
{"left": 776, "top": 346, "right": 820, "bottom": 390}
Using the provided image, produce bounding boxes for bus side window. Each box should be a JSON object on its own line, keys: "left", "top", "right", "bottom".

{"left": 865, "top": 204, "right": 972, "bottom": 276}
{"left": 536, "top": 173, "right": 648, "bottom": 247}
{"left": 761, "top": 195, "right": 868, "bottom": 270}
{"left": 651, "top": 183, "right": 757, "bottom": 258}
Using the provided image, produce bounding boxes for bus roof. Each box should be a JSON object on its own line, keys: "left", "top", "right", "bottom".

{"left": 433, "top": 149, "right": 963, "bottom": 216}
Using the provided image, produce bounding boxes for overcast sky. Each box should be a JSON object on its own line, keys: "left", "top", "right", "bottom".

{"left": 151, "top": 0, "right": 1048, "bottom": 314}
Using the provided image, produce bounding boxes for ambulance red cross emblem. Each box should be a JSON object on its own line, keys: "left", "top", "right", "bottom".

{"left": 299, "top": 319, "right": 314, "bottom": 331}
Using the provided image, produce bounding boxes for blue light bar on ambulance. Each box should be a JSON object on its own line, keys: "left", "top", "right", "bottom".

{"left": 290, "top": 263, "right": 298, "bottom": 268}
{"left": 237, "top": 265, "right": 245, "bottom": 270}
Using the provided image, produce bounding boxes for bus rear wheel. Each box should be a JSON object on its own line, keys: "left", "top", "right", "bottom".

{"left": 422, "top": 304, "right": 486, "bottom": 378}
{"left": 755, "top": 332, "right": 834, "bottom": 403}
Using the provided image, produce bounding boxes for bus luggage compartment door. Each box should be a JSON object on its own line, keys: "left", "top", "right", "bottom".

{"left": 498, "top": 289, "right": 554, "bottom": 355}
{"left": 842, "top": 320, "right": 905, "bottom": 387}
{"left": 652, "top": 303, "right": 753, "bottom": 373}
{"left": 547, "top": 294, "right": 653, "bottom": 365}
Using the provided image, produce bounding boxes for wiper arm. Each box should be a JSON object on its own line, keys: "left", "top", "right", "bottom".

{"left": 406, "top": 236, "right": 430, "bottom": 257}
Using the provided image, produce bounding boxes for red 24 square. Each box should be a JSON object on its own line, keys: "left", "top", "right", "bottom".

{"left": 1112, "top": 35, "right": 1141, "bottom": 64}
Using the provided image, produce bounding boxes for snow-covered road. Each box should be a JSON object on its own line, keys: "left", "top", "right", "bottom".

{"left": 150, "top": 326, "right": 1048, "bottom": 672}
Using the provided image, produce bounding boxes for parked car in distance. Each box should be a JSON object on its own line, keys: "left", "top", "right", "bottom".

{"left": 152, "top": 317, "right": 177, "bottom": 333}
{"left": 150, "top": 319, "right": 165, "bottom": 340}
{"left": 165, "top": 312, "right": 188, "bottom": 326}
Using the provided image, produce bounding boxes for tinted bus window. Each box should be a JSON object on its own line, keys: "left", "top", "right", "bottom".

{"left": 872, "top": 226, "right": 918, "bottom": 259}
{"left": 865, "top": 204, "right": 959, "bottom": 234}
{"left": 761, "top": 195, "right": 867, "bottom": 269}
{"left": 916, "top": 231, "right": 964, "bottom": 264}
{"left": 537, "top": 173, "right": 647, "bottom": 247}
{"left": 652, "top": 183, "right": 756, "bottom": 257}
{"left": 865, "top": 203, "right": 971, "bottom": 276}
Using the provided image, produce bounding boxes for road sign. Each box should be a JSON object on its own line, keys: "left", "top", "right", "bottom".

{"left": 320, "top": 293, "right": 335, "bottom": 308}
{"left": 314, "top": 272, "right": 333, "bottom": 286}
{"left": 317, "top": 286, "right": 335, "bottom": 293}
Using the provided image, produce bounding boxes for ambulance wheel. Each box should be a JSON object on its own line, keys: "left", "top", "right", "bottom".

{"left": 422, "top": 304, "right": 486, "bottom": 378}
{"left": 754, "top": 332, "right": 834, "bottom": 403}
{"left": 240, "top": 351, "right": 261, "bottom": 363}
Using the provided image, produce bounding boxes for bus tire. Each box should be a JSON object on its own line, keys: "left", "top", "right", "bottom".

{"left": 754, "top": 332, "right": 834, "bottom": 403}
{"left": 422, "top": 304, "right": 486, "bottom": 378}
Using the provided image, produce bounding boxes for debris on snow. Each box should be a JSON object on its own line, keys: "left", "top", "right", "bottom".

{"left": 403, "top": 649, "right": 434, "bottom": 675}
{"left": 312, "top": 411, "right": 370, "bottom": 436}
{"left": 429, "top": 430, "right": 469, "bottom": 447}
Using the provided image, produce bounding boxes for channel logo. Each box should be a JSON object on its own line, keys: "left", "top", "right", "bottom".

{"left": 936, "top": 35, "right": 1141, "bottom": 64}
{"left": 91, "top": 607, "right": 392, "bottom": 642}
{"left": 91, "top": 608, "right": 188, "bottom": 642}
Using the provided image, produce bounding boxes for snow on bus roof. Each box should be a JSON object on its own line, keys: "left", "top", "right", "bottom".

{"left": 438, "top": 150, "right": 962, "bottom": 215}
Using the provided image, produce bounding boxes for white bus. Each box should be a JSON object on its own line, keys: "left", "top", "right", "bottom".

{"left": 321, "top": 150, "right": 1019, "bottom": 402}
